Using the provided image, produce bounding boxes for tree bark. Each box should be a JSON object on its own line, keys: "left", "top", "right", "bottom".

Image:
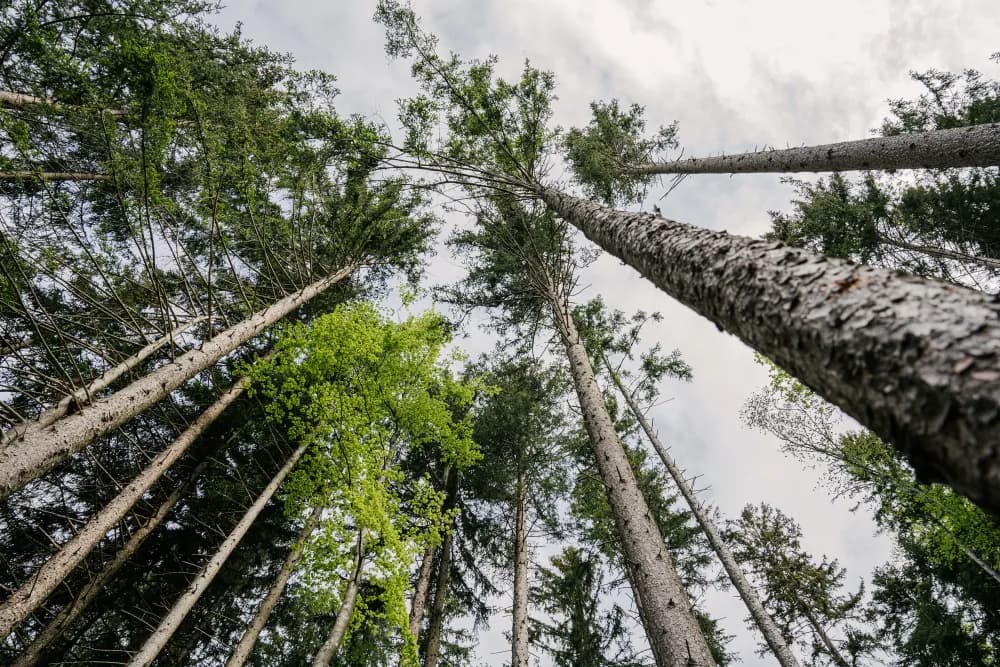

{"left": 511, "top": 470, "right": 530, "bottom": 667}
{"left": 546, "top": 290, "right": 716, "bottom": 667}
{"left": 0, "top": 381, "right": 246, "bottom": 638}
{"left": 311, "top": 528, "right": 366, "bottom": 667}
{"left": 424, "top": 468, "right": 460, "bottom": 667}
{"left": 0, "top": 264, "right": 356, "bottom": 500}
{"left": 125, "top": 443, "right": 306, "bottom": 667}
{"left": 1, "top": 317, "right": 205, "bottom": 447}
{"left": 225, "top": 505, "right": 324, "bottom": 667}
{"left": 625, "top": 123, "right": 1000, "bottom": 175}
{"left": 408, "top": 546, "right": 436, "bottom": 640}
{"left": 0, "top": 171, "right": 111, "bottom": 181}
{"left": 537, "top": 187, "right": 1000, "bottom": 516}
{"left": 604, "top": 356, "right": 801, "bottom": 667}
{"left": 0, "top": 90, "right": 127, "bottom": 117}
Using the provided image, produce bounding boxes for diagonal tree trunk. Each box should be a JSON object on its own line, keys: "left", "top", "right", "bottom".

{"left": 625, "top": 123, "right": 1000, "bottom": 175}
{"left": 511, "top": 470, "right": 530, "bottom": 667}
{"left": 311, "top": 528, "right": 366, "bottom": 667}
{"left": 1, "top": 317, "right": 206, "bottom": 447}
{"left": 125, "top": 443, "right": 307, "bottom": 667}
{"left": 545, "top": 288, "right": 716, "bottom": 667}
{"left": 0, "top": 264, "right": 356, "bottom": 500}
{"left": 0, "top": 381, "right": 247, "bottom": 638}
{"left": 225, "top": 505, "right": 324, "bottom": 667}
{"left": 0, "top": 171, "right": 112, "bottom": 181}
{"left": 800, "top": 606, "right": 850, "bottom": 667}
{"left": 408, "top": 545, "right": 436, "bottom": 640}
{"left": 877, "top": 233, "right": 1000, "bottom": 272}
{"left": 536, "top": 186, "right": 1000, "bottom": 516}
{"left": 604, "top": 356, "right": 801, "bottom": 667}
{"left": 424, "top": 468, "right": 460, "bottom": 667}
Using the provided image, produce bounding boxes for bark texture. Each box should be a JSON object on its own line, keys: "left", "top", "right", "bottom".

{"left": 125, "top": 444, "right": 307, "bottom": 667}
{"left": 311, "top": 529, "right": 366, "bottom": 667}
{"left": 408, "top": 546, "right": 436, "bottom": 640}
{"left": 627, "top": 123, "right": 1000, "bottom": 174}
{"left": 511, "top": 472, "right": 530, "bottom": 667}
{"left": 606, "top": 358, "right": 801, "bottom": 667}
{"left": 225, "top": 505, "right": 323, "bottom": 667}
{"left": 539, "top": 187, "right": 1000, "bottom": 516}
{"left": 0, "top": 381, "right": 245, "bottom": 638}
{"left": 0, "top": 265, "right": 355, "bottom": 500}
{"left": 548, "top": 293, "right": 716, "bottom": 667}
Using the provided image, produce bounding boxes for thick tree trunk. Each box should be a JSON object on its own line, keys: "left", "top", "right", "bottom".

{"left": 626, "top": 123, "right": 1000, "bottom": 175}
{"left": 605, "top": 357, "right": 801, "bottom": 667}
{"left": 0, "top": 264, "right": 356, "bottom": 500}
{"left": 511, "top": 471, "right": 530, "bottom": 667}
{"left": 225, "top": 505, "right": 324, "bottom": 667}
{"left": 311, "top": 529, "right": 366, "bottom": 667}
{"left": 1, "top": 317, "right": 205, "bottom": 446}
{"left": 125, "top": 444, "right": 307, "bottom": 667}
{"left": 546, "top": 291, "right": 716, "bottom": 667}
{"left": 9, "top": 456, "right": 212, "bottom": 667}
{"left": 424, "top": 468, "right": 460, "bottom": 667}
{"left": 800, "top": 606, "right": 850, "bottom": 667}
{"left": 408, "top": 546, "right": 436, "bottom": 640}
{"left": 537, "top": 187, "right": 1000, "bottom": 516}
{"left": 0, "top": 171, "right": 112, "bottom": 181}
{"left": 0, "top": 381, "right": 246, "bottom": 638}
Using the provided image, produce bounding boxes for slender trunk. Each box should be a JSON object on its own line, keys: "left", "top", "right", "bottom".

{"left": 0, "top": 381, "right": 246, "bottom": 638}
{"left": 0, "top": 264, "right": 356, "bottom": 500}
{"left": 546, "top": 291, "right": 716, "bottom": 667}
{"left": 0, "top": 90, "right": 127, "bottom": 117}
{"left": 626, "top": 123, "right": 1000, "bottom": 175}
{"left": 311, "top": 529, "right": 366, "bottom": 667}
{"left": 511, "top": 470, "right": 530, "bottom": 667}
{"left": 878, "top": 234, "right": 1000, "bottom": 272}
{"left": 424, "top": 469, "right": 460, "bottom": 667}
{"left": 800, "top": 606, "right": 850, "bottom": 667}
{"left": 537, "top": 187, "right": 1000, "bottom": 517}
{"left": 10, "top": 456, "right": 212, "bottom": 667}
{"left": 125, "top": 444, "right": 307, "bottom": 667}
{"left": 605, "top": 356, "right": 801, "bottom": 667}
{"left": 225, "top": 505, "right": 324, "bottom": 667}
{"left": 0, "top": 171, "right": 111, "bottom": 181}
{"left": 1, "top": 317, "right": 205, "bottom": 447}
{"left": 408, "top": 546, "right": 436, "bottom": 640}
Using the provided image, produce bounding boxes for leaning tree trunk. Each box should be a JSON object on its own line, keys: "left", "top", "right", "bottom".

{"left": 878, "top": 234, "right": 1000, "bottom": 272}
{"left": 1, "top": 316, "right": 205, "bottom": 446}
{"left": 0, "top": 381, "right": 247, "bottom": 638}
{"left": 408, "top": 545, "right": 436, "bottom": 640}
{"left": 424, "top": 468, "right": 460, "bottom": 667}
{"left": 546, "top": 289, "right": 716, "bottom": 667}
{"left": 511, "top": 470, "right": 530, "bottom": 667}
{"left": 625, "top": 123, "right": 1000, "bottom": 175}
{"left": 9, "top": 454, "right": 213, "bottom": 667}
{"left": 536, "top": 187, "right": 1000, "bottom": 516}
{"left": 225, "top": 505, "right": 324, "bottom": 667}
{"left": 125, "top": 444, "right": 307, "bottom": 667}
{"left": 0, "top": 264, "right": 356, "bottom": 500}
{"left": 604, "top": 356, "right": 801, "bottom": 667}
{"left": 0, "top": 90, "right": 127, "bottom": 117}
{"left": 800, "top": 606, "right": 850, "bottom": 667}
{"left": 311, "top": 528, "right": 367, "bottom": 667}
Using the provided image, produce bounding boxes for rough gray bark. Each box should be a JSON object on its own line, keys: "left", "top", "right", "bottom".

{"left": 0, "top": 264, "right": 355, "bottom": 500}
{"left": 0, "top": 381, "right": 246, "bottom": 638}
{"left": 311, "top": 528, "right": 366, "bottom": 667}
{"left": 801, "top": 607, "right": 850, "bottom": 667}
{"left": 424, "top": 469, "right": 459, "bottom": 667}
{"left": 225, "top": 505, "right": 324, "bottom": 667}
{"left": 546, "top": 291, "right": 716, "bottom": 667}
{"left": 125, "top": 444, "right": 307, "bottom": 667}
{"left": 408, "top": 546, "right": 436, "bottom": 640}
{"left": 511, "top": 471, "right": 530, "bottom": 667}
{"left": 538, "top": 187, "right": 1000, "bottom": 516}
{"left": 626, "top": 123, "right": 1000, "bottom": 174}
{"left": 9, "top": 456, "right": 212, "bottom": 667}
{"left": 605, "top": 357, "right": 801, "bottom": 667}
{"left": 0, "top": 171, "right": 111, "bottom": 181}
{"left": 1, "top": 317, "right": 205, "bottom": 446}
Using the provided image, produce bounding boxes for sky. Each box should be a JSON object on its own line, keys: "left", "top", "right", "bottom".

{"left": 213, "top": 1, "right": 1000, "bottom": 664}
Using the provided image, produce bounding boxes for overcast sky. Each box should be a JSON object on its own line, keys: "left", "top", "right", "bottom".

{"left": 214, "top": 2, "right": 999, "bottom": 664}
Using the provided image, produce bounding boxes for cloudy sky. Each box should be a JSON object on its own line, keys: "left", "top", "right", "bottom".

{"left": 214, "top": 1, "right": 999, "bottom": 664}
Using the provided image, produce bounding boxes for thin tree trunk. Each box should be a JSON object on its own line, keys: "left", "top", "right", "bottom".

{"left": 0, "top": 264, "right": 356, "bottom": 500}
{"left": 879, "top": 234, "right": 1000, "bottom": 272}
{"left": 0, "top": 171, "right": 111, "bottom": 181}
{"left": 1, "top": 317, "right": 205, "bottom": 447}
{"left": 0, "top": 381, "right": 246, "bottom": 638}
{"left": 9, "top": 456, "right": 212, "bottom": 667}
{"left": 311, "top": 528, "right": 366, "bottom": 667}
{"left": 511, "top": 470, "right": 530, "bottom": 667}
{"left": 604, "top": 356, "right": 801, "bottom": 667}
{"left": 0, "top": 90, "right": 127, "bottom": 117}
{"left": 408, "top": 546, "right": 436, "bottom": 640}
{"left": 536, "top": 186, "right": 1000, "bottom": 517}
{"left": 125, "top": 443, "right": 306, "bottom": 667}
{"left": 800, "top": 606, "right": 850, "bottom": 667}
{"left": 625, "top": 123, "right": 1000, "bottom": 175}
{"left": 424, "top": 468, "right": 460, "bottom": 667}
{"left": 546, "top": 290, "right": 716, "bottom": 667}
{"left": 225, "top": 505, "right": 324, "bottom": 667}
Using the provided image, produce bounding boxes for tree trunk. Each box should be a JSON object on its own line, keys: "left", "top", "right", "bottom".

{"left": 537, "top": 187, "right": 1000, "bottom": 517}
{"left": 878, "top": 234, "right": 1000, "bottom": 272}
{"left": 800, "top": 606, "right": 850, "bottom": 667}
{"left": 604, "top": 356, "right": 801, "bottom": 667}
{"left": 0, "top": 171, "right": 112, "bottom": 181}
{"left": 9, "top": 456, "right": 212, "bottom": 667}
{"left": 408, "top": 546, "right": 436, "bottom": 640}
{"left": 424, "top": 468, "right": 460, "bottom": 667}
{"left": 511, "top": 470, "right": 530, "bottom": 667}
{"left": 546, "top": 290, "right": 716, "bottom": 667}
{"left": 125, "top": 444, "right": 307, "bottom": 667}
{"left": 1, "top": 316, "right": 205, "bottom": 447}
{"left": 0, "top": 90, "right": 127, "bottom": 117}
{"left": 225, "top": 505, "right": 324, "bottom": 667}
{"left": 311, "top": 528, "right": 366, "bottom": 667}
{"left": 0, "top": 264, "right": 356, "bottom": 500}
{"left": 0, "top": 381, "right": 246, "bottom": 638}
{"left": 625, "top": 123, "right": 1000, "bottom": 175}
